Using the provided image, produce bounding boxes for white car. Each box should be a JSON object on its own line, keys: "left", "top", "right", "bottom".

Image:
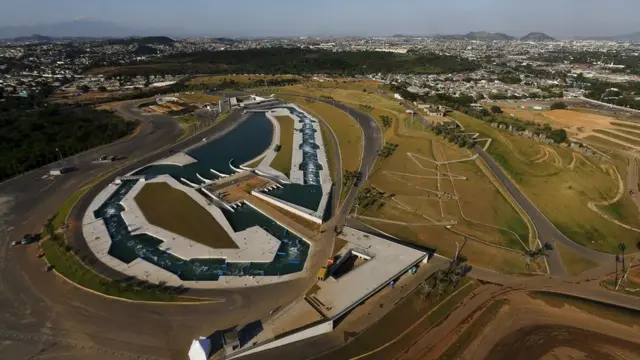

{"left": 10, "top": 240, "right": 20, "bottom": 246}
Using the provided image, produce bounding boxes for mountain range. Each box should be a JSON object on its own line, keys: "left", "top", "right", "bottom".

{"left": 0, "top": 19, "right": 182, "bottom": 40}
{"left": 0, "top": 19, "right": 638, "bottom": 42}
{"left": 435, "top": 31, "right": 557, "bottom": 41}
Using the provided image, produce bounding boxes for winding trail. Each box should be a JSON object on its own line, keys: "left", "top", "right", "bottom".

{"left": 588, "top": 165, "right": 640, "bottom": 233}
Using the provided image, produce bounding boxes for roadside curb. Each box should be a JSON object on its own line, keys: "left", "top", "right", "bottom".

{"left": 39, "top": 240, "right": 221, "bottom": 304}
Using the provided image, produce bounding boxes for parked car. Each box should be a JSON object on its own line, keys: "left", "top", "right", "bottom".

{"left": 44, "top": 265, "right": 54, "bottom": 272}
{"left": 10, "top": 240, "right": 20, "bottom": 247}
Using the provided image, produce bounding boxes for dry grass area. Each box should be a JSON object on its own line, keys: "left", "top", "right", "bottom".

{"left": 134, "top": 182, "right": 237, "bottom": 249}
{"left": 492, "top": 102, "right": 640, "bottom": 151}
{"left": 354, "top": 116, "right": 531, "bottom": 273}
{"left": 441, "top": 292, "right": 640, "bottom": 360}
{"left": 188, "top": 74, "right": 301, "bottom": 86}
{"left": 275, "top": 83, "right": 537, "bottom": 273}
{"left": 554, "top": 241, "right": 600, "bottom": 276}
{"left": 178, "top": 92, "right": 224, "bottom": 104}
{"left": 451, "top": 111, "right": 640, "bottom": 253}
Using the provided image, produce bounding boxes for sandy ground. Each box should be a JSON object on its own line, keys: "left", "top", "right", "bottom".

{"left": 457, "top": 292, "right": 640, "bottom": 360}
{"left": 495, "top": 102, "right": 640, "bottom": 145}
{"left": 542, "top": 110, "right": 631, "bottom": 135}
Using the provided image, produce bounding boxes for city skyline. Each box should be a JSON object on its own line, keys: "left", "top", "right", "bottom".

{"left": 0, "top": 0, "right": 639, "bottom": 38}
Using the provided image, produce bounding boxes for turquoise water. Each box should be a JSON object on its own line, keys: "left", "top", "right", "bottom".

{"left": 134, "top": 113, "right": 274, "bottom": 185}
{"left": 263, "top": 106, "right": 326, "bottom": 212}
{"left": 93, "top": 181, "right": 309, "bottom": 281}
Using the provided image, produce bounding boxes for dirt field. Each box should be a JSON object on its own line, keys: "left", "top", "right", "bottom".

{"left": 493, "top": 101, "right": 640, "bottom": 152}
{"left": 452, "top": 292, "right": 640, "bottom": 360}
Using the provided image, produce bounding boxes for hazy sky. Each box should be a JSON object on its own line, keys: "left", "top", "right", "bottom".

{"left": 1, "top": 0, "right": 638, "bottom": 38}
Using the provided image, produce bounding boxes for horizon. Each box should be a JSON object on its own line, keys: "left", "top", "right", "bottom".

{"left": 0, "top": 0, "right": 639, "bottom": 38}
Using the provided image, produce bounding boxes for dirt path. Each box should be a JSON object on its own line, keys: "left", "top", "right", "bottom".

{"left": 543, "top": 146, "right": 563, "bottom": 167}
{"left": 533, "top": 147, "right": 550, "bottom": 164}
{"left": 587, "top": 164, "right": 640, "bottom": 232}
{"left": 568, "top": 153, "right": 578, "bottom": 169}
{"left": 569, "top": 153, "right": 598, "bottom": 171}
{"left": 494, "top": 132, "right": 529, "bottom": 162}
{"left": 530, "top": 146, "right": 545, "bottom": 162}
{"left": 441, "top": 148, "right": 530, "bottom": 251}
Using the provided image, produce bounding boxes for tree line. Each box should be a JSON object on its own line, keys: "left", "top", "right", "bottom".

{"left": 0, "top": 97, "right": 137, "bottom": 181}
{"left": 88, "top": 48, "right": 480, "bottom": 77}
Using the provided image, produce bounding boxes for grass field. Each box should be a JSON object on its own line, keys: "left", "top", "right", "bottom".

{"left": 135, "top": 182, "right": 237, "bottom": 248}
{"left": 315, "top": 278, "right": 478, "bottom": 360}
{"left": 274, "top": 83, "right": 533, "bottom": 272}
{"left": 318, "top": 119, "right": 338, "bottom": 183}
{"left": 450, "top": 111, "right": 640, "bottom": 253}
{"left": 593, "top": 129, "right": 640, "bottom": 147}
{"left": 41, "top": 239, "right": 197, "bottom": 302}
{"left": 583, "top": 135, "right": 631, "bottom": 152}
{"left": 554, "top": 241, "right": 600, "bottom": 276}
{"left": 356, "top": 112, "right": 530, "bottom": 270}
{"left": 270, "top": 115, "right": 295, "bottom": 176}
{"left": 614, "top": 128, "right": 640, "bottom": 138}
{"left": 610, "top": 121, "right": 640, "bottom": 130}
{"left": 188, "top": 74, "right": 301, "bottom": 87}
{"left": 178, "top": 92, "right": 223, "bottom": 104}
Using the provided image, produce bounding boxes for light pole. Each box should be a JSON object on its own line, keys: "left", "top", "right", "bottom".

{"left": 56, "top": 148, "right": 63, "bottom": 163}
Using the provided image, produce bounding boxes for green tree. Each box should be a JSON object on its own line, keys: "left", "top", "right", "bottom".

{"left": 550, "top": 102, "right": 568, "bottom": 110}
{"left": 490, "top": 105, "right": 503, "bottom": 114}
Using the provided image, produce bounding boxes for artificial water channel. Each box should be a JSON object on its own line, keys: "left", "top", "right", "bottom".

{"left": 264, "top": 106, "right": 324, "bottom": 211}
{"left": 92, "top": 113, "right": 313, "bottom": 281}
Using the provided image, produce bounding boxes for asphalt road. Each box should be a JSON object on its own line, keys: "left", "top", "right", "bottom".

{"left": 0, "top": 102, "right": 311, "bottom": 360}
{"left": 475, "top": 146, "right": 614, "bottom": 275}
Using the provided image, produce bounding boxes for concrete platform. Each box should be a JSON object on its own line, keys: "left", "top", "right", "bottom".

{"left": 308, "top": 227, "right": 428, "bottom": 319}
{"left": 121, "top": 176, "right": 281, "bottom": 263}
{"left": 151, "top": 151, "right": 197, "bottom": 166}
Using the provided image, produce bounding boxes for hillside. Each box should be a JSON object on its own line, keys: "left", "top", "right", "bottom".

{"left": 521, "top": 32, "right": 556, "bottom": 41}
{"left": 438, "top": 31, "right": 515, "bottom": 41}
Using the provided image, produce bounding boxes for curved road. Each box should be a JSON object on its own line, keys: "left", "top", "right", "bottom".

{"left": 475, "top": 146, "right": 615, "bottom": 276}
{"left": 0, "top": 101, "right": 308, "bottom": 360}
{"left": 0, "top": 96, "right": 384, "bottom": 360}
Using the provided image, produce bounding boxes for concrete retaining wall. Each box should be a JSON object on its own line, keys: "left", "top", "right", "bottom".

{"left": 228, "top": 321, "right": 333, "bottom": 359}
{"left": 251, "top": 190, "right": 322, "bottom": 224}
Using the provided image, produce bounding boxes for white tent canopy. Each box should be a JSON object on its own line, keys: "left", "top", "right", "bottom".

{"left": 188, "top": 337, "right": 211, "bottom": 360}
